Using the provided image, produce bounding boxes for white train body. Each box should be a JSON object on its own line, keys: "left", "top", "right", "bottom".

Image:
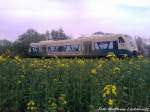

{"left": 29, "top": 34, "right": 138, "bottom": 57}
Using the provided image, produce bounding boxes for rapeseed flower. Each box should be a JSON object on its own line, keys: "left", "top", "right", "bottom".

{"left": 103, "top": 85, "right": 111, "bottom": 97}
{"left": 108, "top": 99, "right": 113, "bottom": 107}
{"left": 91, "top": 69, "right": 97, "bottom": 76}
{"left": 96, "top": 64, "right": 102, "bottom": 69}
{"left": 0, "top": 56, "right": 6, "bottom": 64}
{"left": 103, "top": 85, "right": 117, "bottom": 97}
{"left": 112, "top": 85, "right": 117, "bottom": 96}
{"left": 14, "top": 56, "right": 22, "bottom": 63}
{"left": 59, "top": 63, "right": 65, "bottom": 68}
{"left": 123, "top": 54, "right": 128, "bottom": 58}
{"left": 77, "top": 59, "right": 85, "bottom": 66}
{"left": 27, "top": 100, "right": 35, "bottom": 106}
{"left": 96, "top": 79, "right": 99, "bottom": 87}
{"left": 106, "top": 52, "right": 116, "bottom": 60}
{"left": 27, "top": 100, "right": 37, "bottom": 112}
{"left": 112, "top": 67, "right": 120, "bottom": 74}
{"left": 16, "top": 80, "right": 21, "bottom": 85}
{"left": 129, "top": 61, "right": 133, "bottom": 64}
{"left": 48, "top": 98, "right": 57, "bottom": 111}
{"left": 138, "top": 55, "right": 143, "bottom": 59}
{"left": 58, "top": 94, "right": 67, "bottom": 105}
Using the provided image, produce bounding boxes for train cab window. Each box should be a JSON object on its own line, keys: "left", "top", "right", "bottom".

{"left": 118, "top": 37, "right": 125, "bottom": 43}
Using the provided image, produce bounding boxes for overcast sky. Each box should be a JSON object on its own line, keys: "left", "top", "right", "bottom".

{"left": 0, "top": 0, "right": 150, "bottom": 40}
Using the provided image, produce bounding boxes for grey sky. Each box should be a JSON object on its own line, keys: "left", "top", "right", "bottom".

{"left": 0, "top": 0, "right": 150, "bottom": 40}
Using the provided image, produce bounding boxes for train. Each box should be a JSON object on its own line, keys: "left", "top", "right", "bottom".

{"left": 29, "top": 34, "right": 138, "bottom": 57}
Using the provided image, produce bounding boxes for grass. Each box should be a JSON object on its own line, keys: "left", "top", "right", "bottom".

{"left": 0, "top": 56, "right": 150, "bottom": 112}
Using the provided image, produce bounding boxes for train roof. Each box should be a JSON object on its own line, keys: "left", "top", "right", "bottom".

{"left": 30, "top": 34, "right": 129, "bottom": 47}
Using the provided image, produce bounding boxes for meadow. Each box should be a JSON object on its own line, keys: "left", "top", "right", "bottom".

{"left": 0, "top": 55, "right": 150, "bottom": 112}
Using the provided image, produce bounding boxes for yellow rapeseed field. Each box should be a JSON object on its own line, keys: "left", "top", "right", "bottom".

{"left": 0, "top": 56, "right": 150, "bottom": 112}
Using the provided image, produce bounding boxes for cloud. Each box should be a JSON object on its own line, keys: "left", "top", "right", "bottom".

{"left": 0, "top": 0, "right": 73, "bottom": 19}
{"left": 0, "top": 0, "right": 150, "bottom": 40}
{"left": 118, "top": 0, "right": 150, "bottom": 7}
{"left": 84, "top": 0, "right": 150, "bottom": 23}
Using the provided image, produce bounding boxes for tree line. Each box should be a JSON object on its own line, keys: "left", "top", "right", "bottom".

{"left": 0, "top": 29, "right": 150, "bottom": 57}
{"left": 0, "top": 28, "right": 71, "bottom": 57}
{"left": 135, "top": 36, "right": 150, "bottom": 57}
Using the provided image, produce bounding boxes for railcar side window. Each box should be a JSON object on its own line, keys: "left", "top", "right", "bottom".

{"left": 36, "top": 48, "right": 39, "bottom": 52}
{"left": 32, "top": 48, "right": 35, "bottom": 52}
{"left": 66, "top": 45, "right": 72, "bottom": 52}
{"left": 55, "top": 46, "right": 58, "bottom": 52}
{"left": 55, "top": 46, "right": 64, "bottom": 52}
{"left": 32, "top": 48, "right": 34, "bottom": 52}
{"left": 48, "top": 46, "right": 56, "bottom": 52}
{"left": 95, "top": 43, "right": 99, "bottom": 50}
{"left": 118, "top": 37, "right": 125, "bottom": 43}
{"left": 48, "top": 46, "right": 51, "bottom": 52}
{"left": 77, "top": 45, "right": 81, "bottom": 51}
{"left": 95, "top": 41, "right": 115, "bottom": 50}
{"left": 99, "top": 42, "right": 109, "bottom": 49}
{"left": 95, "top": 41, "right": 112, "bottom": 50}
{"left": 48, "top": 45, "right": 80, "bottom": 52}
{"left": 108, "top": 42, "right": 113, "bottom": 49}
{"left": 51, "top": 46, "right": 56, "bottom": 52}
{"left": 57, "top": 46, "right": 66, "bottom": 52}
{"left": 32, "top": 47, "right": 39, "bottom": 52}
{"left": 71, "top": 45, "right": 80, "bottom": 51}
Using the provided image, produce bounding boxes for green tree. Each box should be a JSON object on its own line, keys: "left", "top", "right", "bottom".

{"left": 0, "top": 39, "right": 12, "bottom": 56}
{"left": 143, "top": 37, "right": 150, "bottom": 57}
{"left": 45, "top": 30, "right": 52, "bottom": 40}
{"left": 135, "top": 36, "right": 145, "bottom": 55}
{"left": 51, "top": 28, "right": 70, "bottom": 40}
{"left": 12, "top": 29, "right": 46, "bottom": 57}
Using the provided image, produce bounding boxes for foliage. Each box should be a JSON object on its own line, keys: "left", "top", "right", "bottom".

{"left": 12, "top": 29, "right": 46, "bottom": 57}
{"left": 0, "top": 39, "right": 12, "bottom": 56}
{"left": 135, "top": 36, "right": 150, "bottom": 57}
{"left": 6, "top": 28, "right": 71, "bottom": 57}
{"left": 135, "top": 36, "right": 145, "bottom": 55}
{"left": 50, "top": 28, "right": 71, "bottom": 40}
{"left": 0, "top": 56, "right": 150, "bottom": 112}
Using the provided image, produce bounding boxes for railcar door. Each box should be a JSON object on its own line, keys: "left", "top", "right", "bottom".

{"left": 113, "top": 41, "right": 118, "bottom": 49}
{"left": 83, "top": 41, "right": 92, "bottom": 55}
{"left": 42, "top": 46, "right": 47, "bottom": 54}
